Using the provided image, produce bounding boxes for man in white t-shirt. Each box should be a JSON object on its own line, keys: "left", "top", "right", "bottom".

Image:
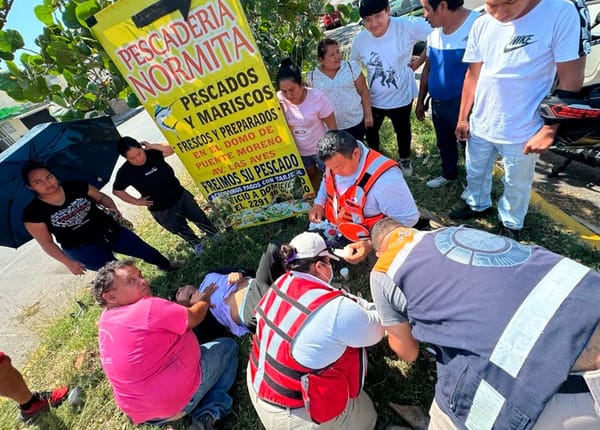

{"left": 351, "top": 0, "right": 431, "bottom": 176}
{"left": 450, "top": 0, "right": 590, "bottom": 240}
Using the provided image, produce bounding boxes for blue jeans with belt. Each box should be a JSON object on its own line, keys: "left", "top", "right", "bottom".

{"left": 62, "top": 225, "right": 171, "bottom": 271}
{"left": 431, "top": 97, "right": 463, "bottom": 181}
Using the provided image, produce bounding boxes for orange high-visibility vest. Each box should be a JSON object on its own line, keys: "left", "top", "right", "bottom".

{"left": 324, "top": 148, "right": 398, "bottom": 240}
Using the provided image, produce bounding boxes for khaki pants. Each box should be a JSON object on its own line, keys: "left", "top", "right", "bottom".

{"left": 246, "top": 368, "right": 377, "bottom": 430}
{"left": 534, "top": 393, "right": 600, "bottom": 429}
{"left": 428, "top": 394, "right": 600, "bottom": 430}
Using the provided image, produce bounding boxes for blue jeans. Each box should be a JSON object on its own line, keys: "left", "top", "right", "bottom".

{"left": 432, "top": 98, "right": 463, "bottom": 180}
{"left": 150, "top": 189, "right": 218, "bottom": 247}
{"left": 62, "top": 225, "right": 171, "bottom": 271}
{"left": 184, "top": 337, "right": 239, "bottom": 424}
{"left": 144, "top": 337, "right": 238, "bottom": 427}
{"left": 465, "top": 134, "right": 539, "bottom": 229}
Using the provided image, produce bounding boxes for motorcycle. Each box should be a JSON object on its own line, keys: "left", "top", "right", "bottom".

{"left": 547, "top": 3, "right": 600, "bottom": 176}
{"left": 546, "top": 84, "right": 600, "bottom": 176}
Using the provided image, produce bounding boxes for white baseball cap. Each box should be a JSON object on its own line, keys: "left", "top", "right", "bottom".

{"left": 289, "top": 232, "right": 340, "bottom": 261}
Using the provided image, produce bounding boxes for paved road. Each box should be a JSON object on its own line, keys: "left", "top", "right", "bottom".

{"left": 0, "top": 242, "right": 92, "bottom": 369}
{"left": 534, "top": 152, "right": 600, "bottom": 233}
{"left": 0, "top": 109, "right": 176, "bottom": 369}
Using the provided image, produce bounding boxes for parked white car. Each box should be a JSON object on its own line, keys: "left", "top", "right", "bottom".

{"left": 585, "top": 0, "right": 600, "bottom": 86}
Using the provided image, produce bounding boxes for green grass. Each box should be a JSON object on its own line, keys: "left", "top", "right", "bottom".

{"left": 1, "top": 116, "right": 598, "bottom": 430}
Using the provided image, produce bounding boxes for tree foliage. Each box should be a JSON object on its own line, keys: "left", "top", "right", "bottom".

{"left": 0, "top": 0, "right": 357, "bottom": 121}
{"left": 0, "top": 0, "right": 128, "bottom": 121}
{"left": 0, "top": 0, "right": 14, "bottom": 31}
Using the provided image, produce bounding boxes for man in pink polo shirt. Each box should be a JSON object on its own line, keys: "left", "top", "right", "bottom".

{"left": 92, "top": 260, "right": 238, "bottom": 430}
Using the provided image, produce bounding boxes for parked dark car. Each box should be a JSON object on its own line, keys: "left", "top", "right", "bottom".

{"left": 390, "top": 0, "right": 422, "bottom": 16}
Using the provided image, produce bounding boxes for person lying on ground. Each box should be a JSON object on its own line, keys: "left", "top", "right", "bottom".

{"left": 175, "top": 242, "right": 287, "bottom": 336}
{"left": 92, "top": 259, "right": 238, "bottom": 430}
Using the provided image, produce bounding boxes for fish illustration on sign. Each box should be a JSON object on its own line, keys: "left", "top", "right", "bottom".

{"left": 153, "top": 103, "right": 193, "bottom": 138}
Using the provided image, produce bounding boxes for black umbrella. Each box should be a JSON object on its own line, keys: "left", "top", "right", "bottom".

{"left": 0, "top": 116, "right": 121, "bottom": 248}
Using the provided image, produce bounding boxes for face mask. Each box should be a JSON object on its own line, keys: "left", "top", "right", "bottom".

{"left": 326, "top": 264, "right": 334, "bottom": 284}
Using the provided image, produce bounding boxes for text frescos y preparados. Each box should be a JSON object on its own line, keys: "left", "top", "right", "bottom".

{"left": 90, "top": 0, "right": 312, "bottom": 228}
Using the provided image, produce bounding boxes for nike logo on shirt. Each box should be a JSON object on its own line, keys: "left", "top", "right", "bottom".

{"left": 503, "top": 34, "right": 536, "bottom": 52}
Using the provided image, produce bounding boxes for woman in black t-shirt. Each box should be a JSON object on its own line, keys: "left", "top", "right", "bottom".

{"left": 21, "top": 162, "right": 179, "bottom": 275}
{"left": 113, "top": 137, "right": 218, "bottom": 256}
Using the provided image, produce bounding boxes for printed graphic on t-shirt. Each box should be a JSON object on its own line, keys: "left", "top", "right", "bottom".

{"left": 503, "top": 34, "right": 536, "bottom": 53}
{"left": 293, "top": 129, "right": 308, "bottom": 137}
{"left": 144, "top": 166, "right": 158, "bottom": 176}
{"left": 573, "top": 0, "right": 592, "bottom": 56}
{"left": 50, "top": 198, "right": 91, "bottom": 229}
{"left": 367, "top": 52, "right": 398, "bottom": 89}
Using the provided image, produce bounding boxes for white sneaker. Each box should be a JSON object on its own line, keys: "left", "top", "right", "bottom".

{"left": 426, "top": 176, "right": 453, "bottom": 188}
{"left": 399, "top": 159, "right": 413, "bottom": 177}
{"left": 460, "top": 188, "right": 469, "bottom": 200}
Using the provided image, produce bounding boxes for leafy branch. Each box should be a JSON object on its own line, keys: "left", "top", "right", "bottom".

{"left": 0, "top": 0, "right": 358, "bottom": 120}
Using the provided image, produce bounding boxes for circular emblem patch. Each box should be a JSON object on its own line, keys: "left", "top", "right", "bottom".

{"left": 434, "top": 227, "right": 531, "bottom": 267}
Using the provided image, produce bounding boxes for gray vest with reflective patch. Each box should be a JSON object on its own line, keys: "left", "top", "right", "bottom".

{"left": 389, "top": 226, "right": 600, "bottom": 429}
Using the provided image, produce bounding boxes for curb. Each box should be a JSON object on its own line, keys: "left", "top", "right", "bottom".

{"left": 492, "top": 163, "right": 599, "bottom": 250}
{"left": 530, "top": 191, "right": 600, "bottom": 250}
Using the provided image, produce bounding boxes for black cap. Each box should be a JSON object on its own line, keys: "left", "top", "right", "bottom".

{"left": 359, "top": 0, "right": 390, "bottom": 18}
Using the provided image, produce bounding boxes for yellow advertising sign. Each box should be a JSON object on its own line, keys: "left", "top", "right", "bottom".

{"left": 89, "top": 0, "right": 312, "bottom": 228}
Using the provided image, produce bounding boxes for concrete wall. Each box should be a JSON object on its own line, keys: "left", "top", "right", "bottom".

{"left": 0, "top": 105, "right": 57, "bottom": 151}
{"left": 0, "top": 118, "right": 28, "bottom": 151}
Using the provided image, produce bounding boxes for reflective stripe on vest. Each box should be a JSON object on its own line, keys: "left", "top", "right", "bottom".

{"left": 324, "top": 147, "right": 397, "bottom": 234}
{"left": 374, "top": 228, "right": 425, "bottom": 276}
{"left": 465, "top": 258, "right": 590, "bottom": 430}
{"left": 374, "top": 226, "right": 600, "bottom": 429}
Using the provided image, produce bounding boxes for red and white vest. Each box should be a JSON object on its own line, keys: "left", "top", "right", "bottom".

{"left": 249, "top": 272, "right": 365, "bottom": 412}
{"left": 324, "top": 147, "right": 398, "bottom": 241}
